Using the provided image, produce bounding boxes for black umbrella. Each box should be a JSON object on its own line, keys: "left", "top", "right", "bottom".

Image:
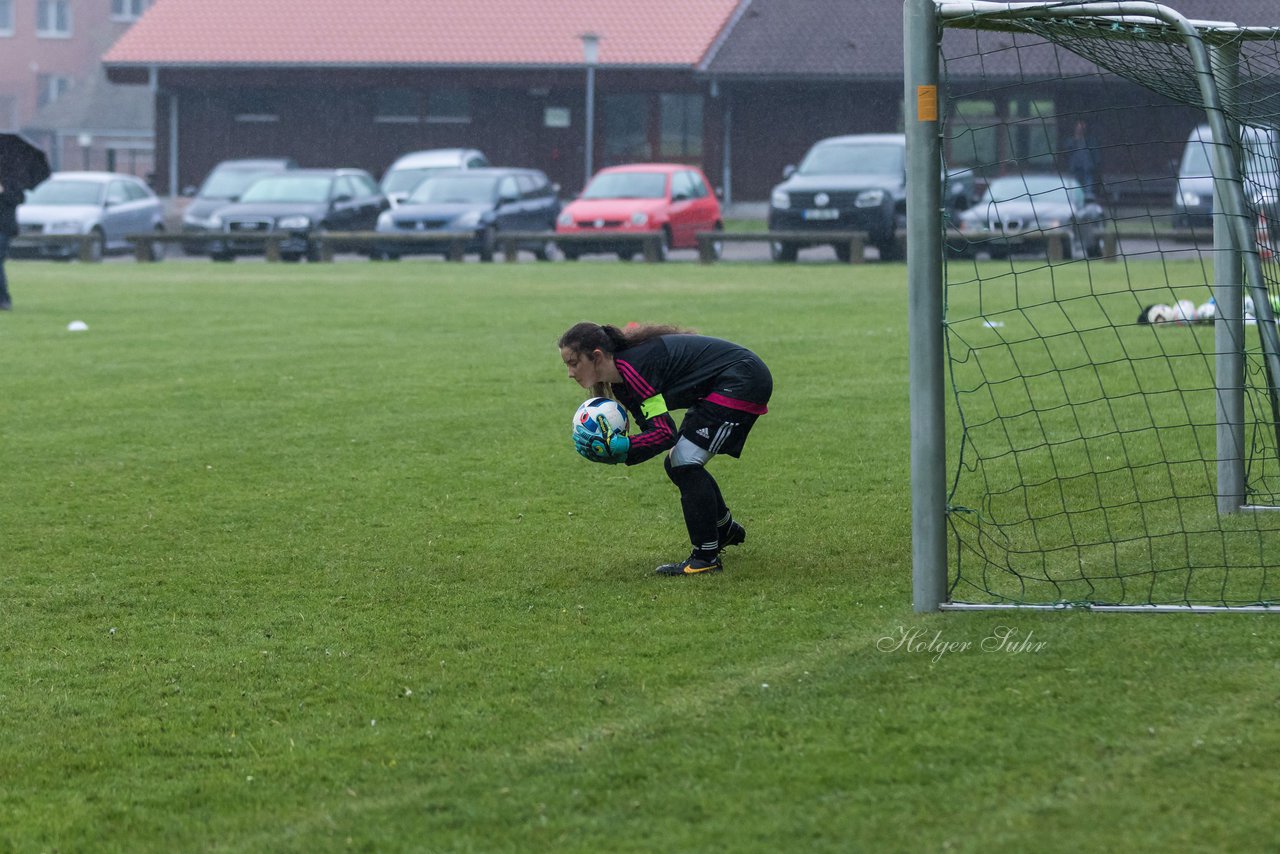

{"left": 0, "top": 133, "right": 51, "bottom": 193}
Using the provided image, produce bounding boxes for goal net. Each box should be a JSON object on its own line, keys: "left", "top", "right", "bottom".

{"left": 910, "top": 1, "right": 1280, "bottom": 610}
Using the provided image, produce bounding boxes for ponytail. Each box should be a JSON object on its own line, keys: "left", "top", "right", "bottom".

{"left": 558, "top": 321, "right": 692, "bottom": 355}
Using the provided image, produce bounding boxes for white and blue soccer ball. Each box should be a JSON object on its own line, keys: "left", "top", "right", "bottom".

{"left": 1174, "top": 299, "right": 1199, "bottom": 324}
{"left": 1146, "top": 303, "right": 1177, "bottom": 324}
{"left": 573, "top": 397, "right": 629, "bottom": 452}
{"left": 1197, "top": 299, "right": 1216, "bottom": 322}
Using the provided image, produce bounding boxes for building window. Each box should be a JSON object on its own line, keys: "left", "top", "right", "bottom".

{"left": 947, "top": 99, "right": 998, "bottom": 170}
{"left": 426, "top": 89, "right": 470, "bottom": 123}
{"left": 36, "top": 0, "right": 71, "bottom": 37}
{"left": 111, "top": 0, "right": 151, "bottom": 21}
{"left": 659, "top": 94, "right": 703, "bottom": 159}
{"left": 36, "top": 73, "right": 70, "bottom": 108}
{"left": 374, "top": 88, "right": 419, "bottom": 124}
{"left": 0, "top": 0, "right": 13, "bottom": 36}
{"left": 233, "top": 90, "right": 279, "bottom": 123}
{"left": 603, "top": 94, "right": 650, "bottom": 165}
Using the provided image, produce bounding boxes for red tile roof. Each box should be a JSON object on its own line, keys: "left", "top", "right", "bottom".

{"left": 104, "top": 0, "right": 743, "bottom": 68}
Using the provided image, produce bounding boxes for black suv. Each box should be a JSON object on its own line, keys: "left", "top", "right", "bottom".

{"left": 767, "top": 133, "right": 972, "bottom": 262}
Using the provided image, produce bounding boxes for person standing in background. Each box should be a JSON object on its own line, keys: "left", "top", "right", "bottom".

{"left": 1067, "top": 119, "right": 1101, "bottom": 200}
{"left": 0, "top": 155, "right": 24, "bottom": 310}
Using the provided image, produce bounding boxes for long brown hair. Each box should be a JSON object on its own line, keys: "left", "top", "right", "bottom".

{"left": 558, "top": 321, "right": 692, "bottom": 354}
{"left": 559, "top": 321, "right": 694, "bottom": 397}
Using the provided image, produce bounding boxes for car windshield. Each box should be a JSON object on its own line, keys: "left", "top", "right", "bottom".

{"left": 384, "top": 167, "right": 455, "bottom": 195}
{"left": 200, "top": 168, "right": 282, "bottom": 200}
{"left": 409, "top": 175, "right": 498, "bottom": 204}
{"left": 26, "top": 180, "right": 103, "bottom": 206}
{"left": 799, "top": 143, "right": 902, "bottom": 175}
{"left": 1181, "top": 137, "right": 1212, "bottom": 178}
{"left": 1179, "top": 127, "right": 1275, "bottom": 185}
{"left": 980, "top": 176, "right": 1073, "bottom": 207}
{"left": 239, "top": 176, "right": 334, "bottom": 203}
{"left": 581, "top": 172, "right": 667, "bottom": 200}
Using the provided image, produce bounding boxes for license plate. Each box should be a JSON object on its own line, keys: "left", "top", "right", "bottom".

{"left": 803, "top": 209, "right": 839, "bottom": 221}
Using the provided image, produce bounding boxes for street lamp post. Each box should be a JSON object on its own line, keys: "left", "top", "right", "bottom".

{"left": 77, "top": 132, "right": 92, "bottom": 170}
{"left": 580, "top": 32, "right": 600, "bottom": 188}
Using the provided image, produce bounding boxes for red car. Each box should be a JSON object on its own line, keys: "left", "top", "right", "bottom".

{"left": 555, "top": 163, "right": 723, "bottom": 261}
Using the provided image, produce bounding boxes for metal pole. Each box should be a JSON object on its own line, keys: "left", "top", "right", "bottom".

{"left": 585, "top": 65, "right": 595, "bottom": 184}
{"left": 581, "top": 32, "right": 600, "bottom": 189}
{"left": 722, "top": 86, "right": 733, "bottom": 208}
{"left": 1211, "top": 43, "right": 1245, "bottom": 514}
{"left": 905, "top": 0, "right": 947, "bottom": 612}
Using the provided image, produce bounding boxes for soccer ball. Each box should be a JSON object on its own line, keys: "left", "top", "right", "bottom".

{"left": 1174, "top": 299, "right": 1198, "bottom": 324}
{"left": 1197, "top": 299, "right": 1216, "bottom": 322}
{"left": 573, "top": 397, "right": 629, "bottom": 457}
{"left": 1146, "top": 303, "right": 1177, "bottom": 324}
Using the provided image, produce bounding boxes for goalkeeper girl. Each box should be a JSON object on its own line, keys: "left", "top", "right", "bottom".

{"left": 558, "top": 321, "right": 772, "bottom": 576}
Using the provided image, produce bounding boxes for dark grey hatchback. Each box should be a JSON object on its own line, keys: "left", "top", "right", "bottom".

{"left": 372, "top": 168, "right": 560, "bottom": 261}
{"left": 206, "top": 168, "right": 388, "bottom": 262}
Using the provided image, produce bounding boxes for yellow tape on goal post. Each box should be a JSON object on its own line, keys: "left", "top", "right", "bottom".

{"left": 917, "top": 85, "right": 938, "bottom": 122}
{"left": 640, "top": 394, "right": 669, "bottom": 419}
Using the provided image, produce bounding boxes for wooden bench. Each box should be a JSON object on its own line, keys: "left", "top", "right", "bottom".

{"left": 126, "top": 231, "right": 291, "bottom": 262}
{"left": 312, "top": 231, "right": 472, "bottom": 262}
{"left": 505, "top": 230, "right": 665, "bottom": 262}
{"left": 11, "top": 233, "right": 102, "bottom": 262}
{"left": 696, "top": 230, "right": 869, "bottom": 263}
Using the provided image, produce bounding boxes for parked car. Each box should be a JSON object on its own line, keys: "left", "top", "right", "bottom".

{"left": 1173, "top": 122, "right": 1280, "bottom": 234}
{"left": 204, "top": 168, "right": 388, "bottom": 262}
{"left": 555, "top": 163, "right": 722, "bottom": 261}
{"left": 951, "top": 174, "right": 1106, "bottom": 260}
{"left": 180, "top": 157, "right": 296, "bottom": 254}
{"left": 14, "top": 171, "right": 166, "bottom": 261}
{"left": 373, "top": 167, "right": 560, "bottom": 261}
{"left": 380, "top": 148, "right": 490, "bottom": 205}
{"left": 767, "top": 133, "right": 973, "bottom": 262}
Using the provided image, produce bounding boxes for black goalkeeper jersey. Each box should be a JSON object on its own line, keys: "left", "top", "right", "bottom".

{"left": 609, "top": 334, "right": 771, "bottom": 465}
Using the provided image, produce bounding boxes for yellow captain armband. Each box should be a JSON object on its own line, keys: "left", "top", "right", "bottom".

{"left": 640, "top": 394, "right": 669, "bottom": 420}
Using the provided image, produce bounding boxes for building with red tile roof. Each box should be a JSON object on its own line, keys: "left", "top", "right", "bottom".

{"left": 102, "top": 0, "right": 1272, "bottom": 204}
{"left": 104, "top": 0, "right": 740, "bottom": 68}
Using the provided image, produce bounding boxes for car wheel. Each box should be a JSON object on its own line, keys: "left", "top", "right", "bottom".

{"left": 1059, "top": 231, "right": 1076, "bottom": 261}
{"left": 479, "top": 227, "right": 496, "bottom": 262}
{"left": 85, "top": 228, "right": 106, "bottom": 263}
{"left": 656, "top": 228, "right": 671, "bottom": 262}
{"left": 877, "top": 235, "right": 905, "bottom": 262}
{"left": 280, "top": 252, "right": 303, "bottom": 263}
{"left": 1086, "top": 231, "right": 1104, "bottom": 259}
{"left": 563, "top": 248, "right": 580, "bottom": 261}
{"left": 150, "top": 227, "right": 167, "bottom": 261}
{"left": 616, "top": 250, "right": 636, "bottom": 262}
{"left": 210, "top": 252, "right": 234, "bottom": 262}
{"left": 770, "top": 240, "right": 798, "bottom": 262}
{"left": 709, "top": 223, "right": 724, "bottom": 260}
{"left": 534, "top": 240, "right": 558, "bottom": 262}
{"left": 834, "top": 241, "right": 853, "bottom": 263}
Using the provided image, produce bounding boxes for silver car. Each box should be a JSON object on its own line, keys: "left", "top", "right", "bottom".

{"left": 952, "top": 174, "right": 1106, "bottom": 260}
{"left": 15, "top": 171, "right": 166, "bottom": 260}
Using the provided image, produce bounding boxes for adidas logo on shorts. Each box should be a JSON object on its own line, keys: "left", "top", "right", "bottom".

{"left": 696, "top": 427, "right": 711, "bottom": 438}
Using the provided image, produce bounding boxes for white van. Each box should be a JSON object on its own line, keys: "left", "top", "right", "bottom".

{"left": 1173, "top": 122, "right": 1280, "bottom": 230}
{"left": 380, "top": 148, "right": 490, "bottom": 205}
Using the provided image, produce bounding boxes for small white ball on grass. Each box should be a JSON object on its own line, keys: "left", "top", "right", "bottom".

{"left": 66, "top": 320, "right": 88, "bottom": 332}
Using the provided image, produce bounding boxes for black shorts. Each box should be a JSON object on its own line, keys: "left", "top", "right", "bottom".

{"left": 679, "top": 400, "right": 762, "bottom": 459}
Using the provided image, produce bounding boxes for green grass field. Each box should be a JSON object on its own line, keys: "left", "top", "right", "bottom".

{"left": 2, "top": 257, "right": 1278, "bottom": 852}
